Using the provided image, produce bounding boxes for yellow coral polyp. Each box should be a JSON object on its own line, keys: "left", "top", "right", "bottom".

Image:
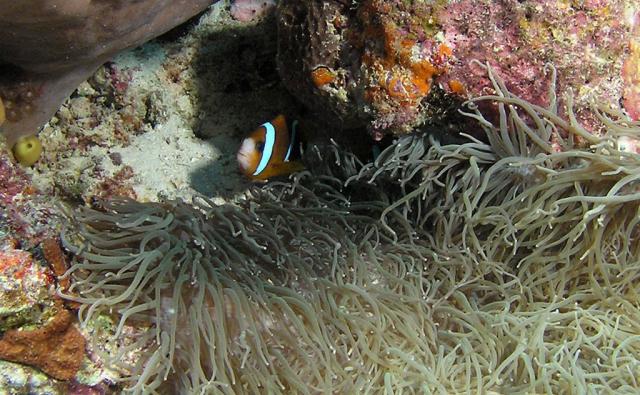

{"left": 12, "top": 135, "right": 42, "bottom": 166}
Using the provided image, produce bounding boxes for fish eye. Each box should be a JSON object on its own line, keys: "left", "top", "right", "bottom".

{"left": 255, "top": 141, "right": 265, "bottom": 152}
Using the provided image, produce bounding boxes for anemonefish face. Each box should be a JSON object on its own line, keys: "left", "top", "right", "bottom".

{"left": 237, "top": 115, "right": 304, "bottom": 180}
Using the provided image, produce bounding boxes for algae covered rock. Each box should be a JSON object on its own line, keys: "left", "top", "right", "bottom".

{"left": 0, "top": 248, "right": 54, "bottom": 332}
{"left": 277, "top": 0, "right": 638, "bottom": 138}
{"left": 277, "top": 0, "right": 450, "bottom": 138}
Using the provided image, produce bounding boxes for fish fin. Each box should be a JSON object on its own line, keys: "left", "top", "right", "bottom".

{"left": 285, "top": 119, "right": 304, "bottom": 162}
{"left": 251, "top": 160, "right": 304, "bottom": 180}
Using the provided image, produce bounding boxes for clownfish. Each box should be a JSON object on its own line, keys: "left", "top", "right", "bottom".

{"left": 237, "top": 115, "right": 305, "bottom": 180}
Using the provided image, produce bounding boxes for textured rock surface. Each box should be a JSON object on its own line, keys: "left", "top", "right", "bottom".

{"left": 0, "top": 0, "right": 214, "bottom": 144}
{"left": 623, "top": 18, "right": 640, "bottom": 120}
{"left": 0, "top": 246, "right": 84, "bottom": 381}
{"left": 0, "top": 361, "right": 65, "bottom": 395}
{"left": 0, "top": 243, "right": 110, "bottom": 389}
{"left": 0, "top": 156, "right": 61, "bottom": 247}
{"left": 277, "top": 0, "right": 639, "bottom": 138}
{"left": 0, "top": 247, "right": 56, "bottom": 333}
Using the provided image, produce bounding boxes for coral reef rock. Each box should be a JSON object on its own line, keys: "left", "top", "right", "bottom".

{"left": 0, "top": 154, "right": 62, "bottom": 247}
{"left": 0, "top": 245, "right": 87, "bottom": 382}
{"left": 624, "top": 20, "right": 640, "bottom": 120}
{"left": 277, "top": 0, "right": 639, "bottom": 138}
{"left": 0, "top": 0, "right": 215, "bottom": 144}
{"left": 0, "top": 246, "right": 56, "bottom": 332}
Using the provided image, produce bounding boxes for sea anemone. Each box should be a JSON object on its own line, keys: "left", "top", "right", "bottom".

{"left": 61, "top": 64, "right": 640, "bottom": 393}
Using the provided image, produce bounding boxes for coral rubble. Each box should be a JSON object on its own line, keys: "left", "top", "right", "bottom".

{"left": 0, "top": 360, "right": 64, "bottom": 394}
{"left": 277, "top": 0, "right": 638, "bottom": 138}
{"left": 0, "top": 154, "right": 61, "bottom": 247}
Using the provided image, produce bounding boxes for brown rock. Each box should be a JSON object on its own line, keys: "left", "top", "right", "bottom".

{"left": 0, "top": 0, "right": 215, "bottom": 144}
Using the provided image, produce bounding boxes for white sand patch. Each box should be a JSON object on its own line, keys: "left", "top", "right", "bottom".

{"left": 112, "top": 116, "right": 242, "bottom": 203}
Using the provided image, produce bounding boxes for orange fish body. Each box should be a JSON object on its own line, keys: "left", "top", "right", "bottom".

{"left": 237, "top": 115, "right": 304, "bottom": 180}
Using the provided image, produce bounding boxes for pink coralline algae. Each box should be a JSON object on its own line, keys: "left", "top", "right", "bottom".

{"left": 437, "top": 0, "right": 637, "bottom": 126}
{"left": 230, "top": 0, "right": 276, "bottom": 22}
{"left": 276, "top": 0, "right": 638, "bottom": 138}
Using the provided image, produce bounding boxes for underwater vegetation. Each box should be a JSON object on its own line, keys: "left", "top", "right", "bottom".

{"left": 61, "top": 64, "right": 640, "bottom": 393}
